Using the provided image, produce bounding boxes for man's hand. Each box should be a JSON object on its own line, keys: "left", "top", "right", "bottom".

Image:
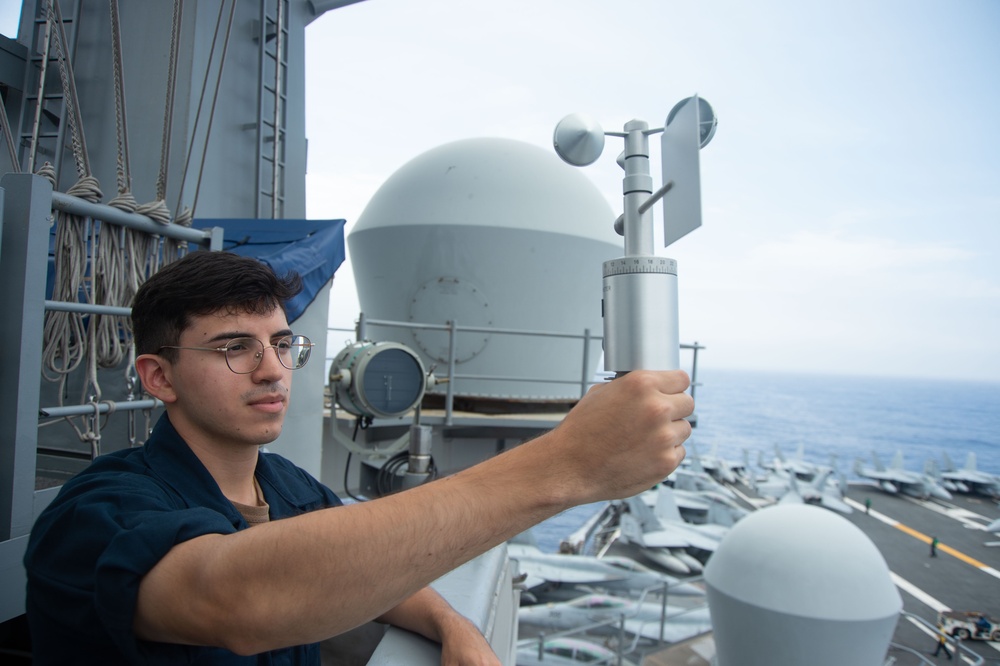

{"left": 378, "top": 587, "right": 499, "bottom": 665}
{"left": 437, "top": 613, "right": 500, "bottom": 666}
{"left": 548, "top": 369, "right": 693, "bottom": 503}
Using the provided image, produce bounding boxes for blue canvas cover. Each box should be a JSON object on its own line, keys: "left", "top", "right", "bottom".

{"left": 200, "top": 218, "right": 347, "bottom": 324}
{"left": 46, "top": 218, "right": 345, "bottom": 324}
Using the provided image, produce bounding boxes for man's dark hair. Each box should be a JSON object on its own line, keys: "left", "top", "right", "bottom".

{"left": 131, "top": 251, "right": 303, "bottom": 359}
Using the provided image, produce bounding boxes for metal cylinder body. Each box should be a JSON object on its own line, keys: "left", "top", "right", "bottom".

{"left": 602, "top": 257, "right": 679, "bottom": 372}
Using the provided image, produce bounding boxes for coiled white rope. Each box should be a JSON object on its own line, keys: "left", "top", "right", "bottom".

{"left": 33, "top": 0, "right": 236, "bottom": 455}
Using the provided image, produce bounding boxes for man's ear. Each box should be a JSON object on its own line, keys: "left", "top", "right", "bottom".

{"left": 134, "top": 354, "right": 179, "bottom": 404}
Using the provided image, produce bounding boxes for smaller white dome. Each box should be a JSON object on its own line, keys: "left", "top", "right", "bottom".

{"left": 704, "top": 504, "right": 900, "bottom": 621}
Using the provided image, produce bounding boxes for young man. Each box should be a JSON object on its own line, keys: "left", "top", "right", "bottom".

{"left": 25, "top": 251, "right": 693, "bottom": 663}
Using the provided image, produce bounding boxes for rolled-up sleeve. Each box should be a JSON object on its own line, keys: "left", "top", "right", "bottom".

{"left": 26, "top": 472, "right": 238, "bottom": 663}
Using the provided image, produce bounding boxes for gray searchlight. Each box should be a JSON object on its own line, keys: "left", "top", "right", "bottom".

{"left": 330, "top": 341, "right": 426, "bottom": 420}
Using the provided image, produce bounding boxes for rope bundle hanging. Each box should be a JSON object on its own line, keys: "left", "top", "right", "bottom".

{"left": 37, "top": 0, "right": 112, "bottom": 457}
{"left": 96, "top": 0, "right": 145, "bottom": 380}
{"left": 33, "top": 0, "right": 238, "bottom": 454}
{"left": 40, "top": 0, "right": 103, "bottom": 387}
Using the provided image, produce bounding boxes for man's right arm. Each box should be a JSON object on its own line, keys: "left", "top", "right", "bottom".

{"left": 133, "top": 369, "right": 693, "bottom": 655}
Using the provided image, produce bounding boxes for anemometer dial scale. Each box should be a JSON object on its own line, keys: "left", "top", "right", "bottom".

{"left": 554, "top": 96, "right": 716, "bottom": 374}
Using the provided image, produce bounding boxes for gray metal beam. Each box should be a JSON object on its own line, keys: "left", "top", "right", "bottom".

{"left": 0, "top": 173, "right": 50, "bottom": 542}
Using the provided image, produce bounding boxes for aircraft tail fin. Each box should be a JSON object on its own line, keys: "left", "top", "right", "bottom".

{"left": 924, "top": 458, "right": 940, "bottom": 477}
{"left": 654, "top": 486, "right": 684, "bottom": 523}
{"left": 871, "top": 451, "right": 886, "bottom": 472}
{"left": 811, "top": 468, "right": 832, "bottom": 490}
{"left": 625, "top": 495, "right": 662, "bottom": 532}
{"left": 890, "top": 450, "right": 905, "bottom": 470}
{"left": 941, "top": 451, "right": 956, "bottom": 472}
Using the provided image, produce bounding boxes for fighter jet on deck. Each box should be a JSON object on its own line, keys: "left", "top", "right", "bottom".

{"left": 518, "top": 593, "right": 712, "bottom": 644}
{"left": 617, "top": 489, "right": 727, "bottom": 575}
{"left": 668, "top": 487, "right": 748, "bottom": 527}
{"left": 854, "top": 451, "right": 952, "bottom": 500}
{"left": 758, "top": 444, "right": 830, "bottom": 482}
{"left": 516, "top": 637, "right": 638, "bottom": 666}
{"left": 507, "top": 536, "right": 704, "bottom": 599}
{"left": 755, "top": 467, "right": 853, "bottom": 514}
{"left": 939, "top": 452, "right": 1000, "bottom": 498}
{"left": 683, "top": 442, "right": 742, "bottom": 485}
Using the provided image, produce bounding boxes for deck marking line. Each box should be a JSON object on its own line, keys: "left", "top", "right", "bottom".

{"left": 844, "top": 497, "right": 898, "bottom": 527}
{"left": 847, "top": 497, "right": 1000, "bottom": 579}
{"left": 909, "top": 497, "right": 991, "bottom": 530}
{"left": 889, "top": 571, "right": 949, "bottom": 613}
{"left": 894, "top": 522, "right": 999, "bottom": 576}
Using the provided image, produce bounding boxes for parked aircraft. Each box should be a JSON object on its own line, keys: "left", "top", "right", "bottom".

{"left": 683, "top": 442, "right": 741, "bottom": 484}
{"left": 925, "top": 458, "right": 969, "bottom": 494}
{"left": 518, "top": 593, "right": 712, "bottom": 644}
{"left": 507, "top": 538, "right": 704, "bottom": 599}
{"left": 617, "top": 489, "right": 727, "bottom": 574}
{"left": 939, "top": 453, "right": 1000, "bottom": 498}
{"left": 599, "top": 556, "right": 705, "bottom": 597}
{"left": 854, "top": 451, "right": 952, "bottom": 500}
{"left": 669, "top": 487, "right": 748, "bottom": 527}
{"left": 667, "top": 462, "right": 737, "bottom": 499}
{"left": 516, "top": 636, "right": 637, "bottom": 666}
{"left": 758, "top": 444, "right": 828, "bottom": 481}
{"left": 986, "top": 519, "right": 1000, "bottom": 548}
{"left": 754, "top": 468, "right": 852, "bottom": 514}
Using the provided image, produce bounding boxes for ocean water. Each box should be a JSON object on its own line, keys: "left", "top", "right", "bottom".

{"left": 532, "top": 369, "right": 1000, "bottom": 553}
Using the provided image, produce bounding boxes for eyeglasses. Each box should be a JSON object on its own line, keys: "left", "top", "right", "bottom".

{"left": 158, "top": 335, "right": 313, "bottom": 374}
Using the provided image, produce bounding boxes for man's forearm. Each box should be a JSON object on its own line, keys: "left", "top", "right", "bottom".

{"left": 136, "top": 429, "right": 570, "bottom": 653}
{"left": 135, "top": 370, "right": 692, "bottom": 654}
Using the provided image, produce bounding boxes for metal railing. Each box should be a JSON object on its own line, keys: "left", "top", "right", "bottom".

{"left": 329, "top": 312, "right": 704, "bottom": 426}
{"left": 516, "top": 578, "right": 710, "bottom": 665}
{"left": 38, "top": 188, "right": 222, "bottom": 424}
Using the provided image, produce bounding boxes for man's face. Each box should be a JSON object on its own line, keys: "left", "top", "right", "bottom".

{"left": 162, "top": 307, "right": 294, "bottom": 452}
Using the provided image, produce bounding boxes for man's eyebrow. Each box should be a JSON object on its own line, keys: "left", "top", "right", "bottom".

{"left": 203, "top": 329, "right": 294, "bottom": 344}
{"left": 205, "top": 331, "right": 249, "bottom": 344}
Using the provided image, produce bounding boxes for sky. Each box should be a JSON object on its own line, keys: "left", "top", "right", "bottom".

{"left": 302, "top": 0, "right": 1000, "bottom": 384}
{"left": 2, "top": 1, "right": 997, "bottom": 383}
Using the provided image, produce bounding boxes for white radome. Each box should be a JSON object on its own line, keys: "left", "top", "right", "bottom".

{"left": 349, "top": 138, "right": 620, "bottom": 401}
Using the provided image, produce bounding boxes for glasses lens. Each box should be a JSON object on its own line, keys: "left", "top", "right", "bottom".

{"left": 279, "top": 335, "right": 312, "bottom": 370}
{"left": 225, "top": 338, "right": 265, "bottom": 374}
{"left": 223, "top": 336, "right": 311, "bottom": 373}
